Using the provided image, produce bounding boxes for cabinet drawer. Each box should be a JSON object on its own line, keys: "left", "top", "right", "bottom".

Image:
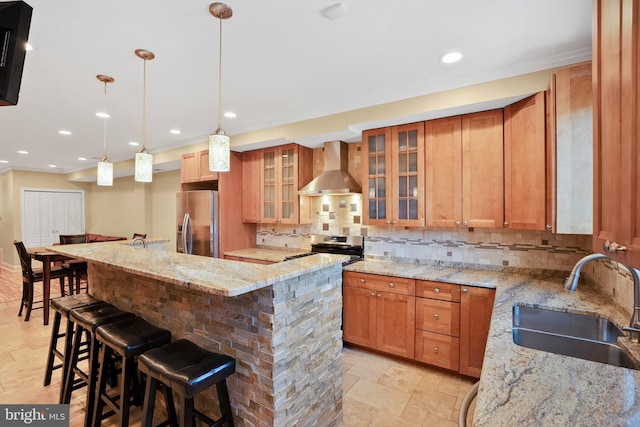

{"left": 416, "top": 280, "right": 460, "bottom": 302}
{"left": 416, "top": 298, "right": 460, "bottom": 336}
{"left": 343, "top": 272, "right": 415, "bottom": 296}
{"left": 415, "top": 330, "right": 460, "bottom": 371}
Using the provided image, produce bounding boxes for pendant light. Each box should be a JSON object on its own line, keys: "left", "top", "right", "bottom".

{"left": 134, "top": 49, "right": 155, "bottom": 182}
{"left": 208, "top": 2, "right": 233, "bottom": 172}
{"left": 96, "top": 74, "right": 114, "bottom": 186}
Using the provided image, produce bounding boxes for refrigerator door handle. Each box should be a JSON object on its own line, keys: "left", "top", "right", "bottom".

{"left": 183, "top": 213, "right": 192, "bottom": 255}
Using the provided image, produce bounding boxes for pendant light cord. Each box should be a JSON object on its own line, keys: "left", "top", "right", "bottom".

{"left": 103, "top": 81, "right": 108, "bottom": 160}
{"left": 142, "top": 57, "right": 147, "bottom": 152}
{"left": 217, "top": 16, "right": 223, "bottom": 130}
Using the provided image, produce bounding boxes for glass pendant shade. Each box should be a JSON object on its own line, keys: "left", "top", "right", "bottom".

{"left": 209, "top": 131, "right": 230, "bottom": 172}
{"left": 97, "top": 160, "right": 113, "bottom": 186}
{"left": 135, "top": 151, "right": 153, "bottom": 182}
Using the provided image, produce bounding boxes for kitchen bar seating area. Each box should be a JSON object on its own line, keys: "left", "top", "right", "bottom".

{"left": 0, "top": 266, "right": 475, "bottom": 426}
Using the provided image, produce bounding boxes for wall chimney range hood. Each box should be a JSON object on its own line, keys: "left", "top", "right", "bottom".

{"left": 299, "top": 140, "right": 362, "bottom": 196}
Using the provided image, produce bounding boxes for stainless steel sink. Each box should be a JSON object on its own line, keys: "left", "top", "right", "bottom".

{"left": 512, "top": 305, "right": 639, "bottom": 370}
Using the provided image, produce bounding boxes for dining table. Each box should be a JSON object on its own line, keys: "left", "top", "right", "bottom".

{"left": 27, "top": 247, "right": 72, "bottom": 325}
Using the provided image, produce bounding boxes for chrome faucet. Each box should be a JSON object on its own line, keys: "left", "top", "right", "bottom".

{"left": 130, "top": 236, "right": 147, "bottom": 248}
{"left": 564, "top": 253, "right": 640, "bottom": 342}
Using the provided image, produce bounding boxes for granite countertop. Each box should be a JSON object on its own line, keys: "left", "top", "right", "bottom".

{"left": 49, "top": 242, "right": 347, "bottom": 297}
{"left": 224, "top": 247, "right": 310, "bottom": 263}
{"left": 344, "top": 259, "right": 640, "bottom": 426}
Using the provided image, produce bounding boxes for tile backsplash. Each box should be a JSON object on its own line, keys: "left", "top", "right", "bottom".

{"left": 256, "top": 194, "right": 635, "bottom": 315}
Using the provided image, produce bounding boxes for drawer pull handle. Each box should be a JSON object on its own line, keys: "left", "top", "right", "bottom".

{"left": 377, "top": 294, "right": 381, "bottom": 298}
{"left": 434, "top": 288, "right": 440, "bottom": 294}
{"left": 433, "top": 347, "right": 439, "bottom": 354}
{"left": 370, "top": 292, "right": 375, "bottom": 297}
{"left": 462, "top": 288, "right": 468, "bottom": 294}
{"left": 433, "top": 313, "right": 439, "bottom": 319}
{"left": 389, "top": 283, "right": 395, "bottom": 288}
{"left": 360, "top": 278, "right": 365, "bottom": 283}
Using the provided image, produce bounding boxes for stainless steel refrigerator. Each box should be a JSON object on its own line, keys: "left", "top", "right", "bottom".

{"left": 176, "top": 190, "right": 219, "bottom": 257}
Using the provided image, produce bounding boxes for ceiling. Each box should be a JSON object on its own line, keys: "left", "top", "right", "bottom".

{"left": 0, "top": 0, "right": 592, "bottom": 177}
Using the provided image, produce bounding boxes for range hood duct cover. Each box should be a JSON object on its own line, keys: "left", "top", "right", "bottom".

{"left": 299, "top": 141, "right": 362, "bottom": 196}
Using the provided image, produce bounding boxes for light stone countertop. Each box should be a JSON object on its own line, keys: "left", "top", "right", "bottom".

{"left": 224, "top": 247, "right": 310, "bottom": 263}
{"left": 344, "top": 259, "right": 640, "bottom": 426}
{"left": 49, "top": 242, "right": 347, "bottom": 297}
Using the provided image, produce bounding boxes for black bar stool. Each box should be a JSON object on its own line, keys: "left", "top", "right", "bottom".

{"left": 138, "top": 339, "right": 236, "bottom": 427}
{"left": 63, "top": 302, "right": 135, "bottom": 427}
{"left": 43, "top": 293, "right": 102, "bottom": 403}
{"left": 92, "top": 316, "right": 171, "bottom": 427}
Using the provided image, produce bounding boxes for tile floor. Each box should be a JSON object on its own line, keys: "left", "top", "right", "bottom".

{"left": 0, "top": 268, "right": 476, "bottom": 426}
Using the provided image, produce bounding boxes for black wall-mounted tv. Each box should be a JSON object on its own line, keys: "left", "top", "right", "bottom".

{"left": 0, "top": 1, "right": 32, "bottom": 106}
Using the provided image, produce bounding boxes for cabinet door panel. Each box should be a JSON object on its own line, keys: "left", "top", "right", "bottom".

{"left": 363, "top": 128, "right": 393, "bottom": 225}
{"left": 343, "top": 272, "right": 415, "bottom": 296}
{"left": 241, "top": 150, "right": 262, "bottom": 223}
{"left": 416, "top": 280, "right": 460, "bottom": 302}
{"left": 459, "top": 286, "right": 495, "bottom": 378}
{"left": 376, "top": 293, "right": 415, "bottom": 358}
{"left": 343, "top": 287, "right": 377, "bottom": 348}
{"left": 425, "top": 117, "right": 463, "bottom": 227}
{"left": 593, "top": 0, "right": 640, "bottom": 267}
{"left": 392, "top": 123, "right": 425, "bottom": 226}
{"left": 198, "top": 150, "right": 219, "bottom": 182}
{"left": 415, "top": 330, "right": 460, "bottom": 371}
{"left": 416, "top": 298, "right": 460, "bottom": 336}
{"left": 504, "top": 92, "right": 547, "bottom": 230}
{"left": 462, "top": 110, "right": 504, "bottom": 228}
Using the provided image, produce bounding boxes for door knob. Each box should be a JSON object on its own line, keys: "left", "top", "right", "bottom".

{"left": 433, "top": 313, "right": 440, "bottom": 319}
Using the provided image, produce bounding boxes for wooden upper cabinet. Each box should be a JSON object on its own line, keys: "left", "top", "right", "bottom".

{"left": 241, "top": 149, "right": 262, "bottom": 223}
{"left": 259, "top": 143, "right": 313, "bottom": 225}
{"left": 363, "top": 123, "right": 424, "bottom": 227}
{"left": 504, "top": 92, "right": 547, "bottom": 230}
{"left": 462, "top": 110, "right": 504, "bottom": 228}
{"left": 425, "top": 116, "right": 463, "bottom": 227}
{"left": 181, "top": 150, "right": 219, "bottom": 183}
{"left": 593, "top": 0, "right": 640, "bottom": 267}
{"left": 548, "top": 62, "right": 593, "bottom": 235}
{"left": 362, "top": 127, "right": 392, "bottom": 226}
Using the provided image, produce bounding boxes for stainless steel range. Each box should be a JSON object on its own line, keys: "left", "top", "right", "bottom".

{"left": 283, "top": 235, "right": 364, "bottom": 265}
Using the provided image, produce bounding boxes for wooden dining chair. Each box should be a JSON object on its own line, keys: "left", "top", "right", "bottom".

{"left": 59, "top": 234, "right": 89, "bottom": 294}
{"left": 13, "top": 241, "right": 74, "bottom": 322}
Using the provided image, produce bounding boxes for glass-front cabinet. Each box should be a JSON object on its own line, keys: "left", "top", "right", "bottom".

{"left": 259, "top": 143, "right": 313, "bottom": 225}
{"left": 363, "top": 123, "right": 425, "bottom": 226}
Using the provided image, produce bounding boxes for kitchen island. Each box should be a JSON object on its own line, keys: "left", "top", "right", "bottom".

{"left": 342, "top": 259, "right": 640, "bottom": 426}
{"left": 50, "top": 242, "right": 347, "bottom": 427}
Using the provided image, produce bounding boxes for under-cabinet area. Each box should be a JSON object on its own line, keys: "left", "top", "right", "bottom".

{"left": 342, "top": 270, "right": 495, "bottom": 379}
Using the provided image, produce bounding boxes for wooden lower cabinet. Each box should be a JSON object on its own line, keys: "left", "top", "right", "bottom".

{"left": 343, "top": 272, "right": 415, "bottom": 359}
{"left": 415, "top": 330, "right": 460, "bottom": 371}
{"left": 459, "top": 286, "right": 496, "bottom": 378}
{"left": 343, "top": 272, "right": 495, "bottom": 377}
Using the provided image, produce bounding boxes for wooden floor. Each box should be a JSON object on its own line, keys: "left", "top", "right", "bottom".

{"left": 0, "top": 267, "right": 475, "bottom": 426}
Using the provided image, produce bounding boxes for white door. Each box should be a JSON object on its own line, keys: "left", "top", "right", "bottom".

{"left": 22, "top": 189, "right": 85, "bottom": 248}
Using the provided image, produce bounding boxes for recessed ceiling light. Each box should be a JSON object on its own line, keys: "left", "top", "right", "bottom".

{"left": 441, "top": 52, "right": 463, "bottom": 64}
{"left": 96, "top": 112, "right": 110, "bottom": 118}
{"left": 48, "top": 164, "right": 57, "bottom": 168}
{"left": 17, "top": 150, "right": 29, "bottom": 154}
{"left": 169, "top": 129, "right": 181, "bottom": 135}
{"left": 78, "top": 157, "right": 87, "bottom": 161}
{"left": 58, "top": 130, "right": 72, "bottom": 135}
{"left": 0, "top": 160, "right": 8, "bottom": 163}
{"left": 321, "top": 3, "right": 347, "bottom": 20}
{"left": 224, "top": 111, "right": 237, "bottom": 118}
{"left": 129, "top": 141, "right": 140, "bottom": 146}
